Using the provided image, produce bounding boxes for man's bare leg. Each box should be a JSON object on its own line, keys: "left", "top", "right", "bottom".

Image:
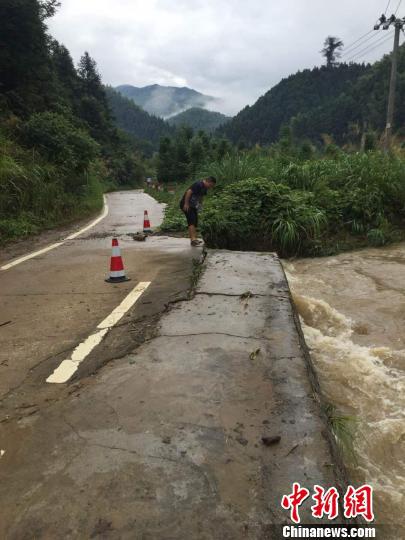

{"left": 188, "top": 225, "right": 203, "bottom": 246}
{"left": 188, "top": 225, "right": 197, "bottom": 242}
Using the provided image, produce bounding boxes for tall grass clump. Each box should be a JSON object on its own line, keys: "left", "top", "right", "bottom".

{"left": 0, "top": 131, "right": 105, "bottom": 245}
{"left": 201, "top": 178, "right": 326, "bottom": 256}
{"left": 198, "top": 153, "right": 279, "bottom": 185}
{"left": 277, "top": 152, "right": 405, "bottom": 242}
{"left": 323, "top": 403, "right": 358, "bottom": 464}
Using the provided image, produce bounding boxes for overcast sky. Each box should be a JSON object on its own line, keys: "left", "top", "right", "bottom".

{"left": 48, "top": 0, "right": 404, "bottom": 115}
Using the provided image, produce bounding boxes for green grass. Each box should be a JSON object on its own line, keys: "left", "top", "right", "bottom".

{"left": 0, "top": 173, "right": 104, "bottom": 245}
{"left": 323, "top": 403, "right": 358, "bottom": 464}
{"left": 0, "top": 135, "right": 105, "bottom": 245}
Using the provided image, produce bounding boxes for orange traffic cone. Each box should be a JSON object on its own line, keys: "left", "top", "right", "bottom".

{"left": 105, "top": 238, "right": 130, "bottom": 283}
{"left": 143, "top": 210, "right": 152, "bottom": 233}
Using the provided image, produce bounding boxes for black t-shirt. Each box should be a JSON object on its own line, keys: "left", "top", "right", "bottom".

{"left": 180, "top": 180, "right": 207, "bottom": 211}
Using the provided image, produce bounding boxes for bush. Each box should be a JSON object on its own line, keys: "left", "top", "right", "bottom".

{"left": 21, "top": 112, "right": 99, "bottom": 191}
{"left": 200, "top": 177, "right": 325, "bottom": 256}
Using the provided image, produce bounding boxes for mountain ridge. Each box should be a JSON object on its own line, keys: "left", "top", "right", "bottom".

{"left": 116, "top": 84, "right": 218, "bottom": 119}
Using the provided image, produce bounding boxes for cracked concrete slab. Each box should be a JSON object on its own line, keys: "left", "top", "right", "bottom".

{"left": 197, "top": 251, "right": 290, "bottom": 296}
{"left": 0, "top": 249, "right": 346, "bottom": 539}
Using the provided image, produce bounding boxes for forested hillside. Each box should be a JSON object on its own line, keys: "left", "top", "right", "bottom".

{"left": 220, "top": 63, "right": 369, "bottom": 146}
{"left": 105, "top": 87, "right": 174, "bottom": 153}
{"left": 291, "top": 45, "right": 405, "bottom": 144}
{"left": 0, "top": 0, "right": 146, "bottom": 244}
{"left": 167, "top": 107, "right": 230, "bottom": 133}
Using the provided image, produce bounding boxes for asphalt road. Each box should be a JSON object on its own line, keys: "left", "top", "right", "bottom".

{"left": 0, "top": 190, "right": 198, "bottom": 409}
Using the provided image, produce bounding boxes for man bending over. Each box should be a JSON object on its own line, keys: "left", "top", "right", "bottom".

{"left": 179, "top": 177, "right": 216, "bottom": 246}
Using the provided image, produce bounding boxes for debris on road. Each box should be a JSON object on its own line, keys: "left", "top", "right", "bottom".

{"left": 249, "top": 348, "right": 261, "bottom": 361}
{"left": 91, "top": 518, "right": 113, "bottom": 537}
{"left": 261, "top": 435, "right": 281, "bottom": 447}
{"left": 162, "top": 436, "right": 171, "bottom": 444}
{"left": 236, "top": 437, "right": 249, "bottom": 446}
{"left": 240, "top": 291, "right": 254, "bottom": 301}
{"left": 0, "top": 321, "right": 12, "bottom": 328}
{"left": 130, "top": 232, "right": 147, "bottom": 242}
{"left": 241, "top": 290, "right": 254, "bottom": 309}
{"left": 285, "top": 444, "right": 299, "bottom": 457}
{"left": 0, "top": 450, "right": 5, "bottom": 459}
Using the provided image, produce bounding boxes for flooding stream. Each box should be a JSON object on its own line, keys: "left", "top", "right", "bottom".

{"left": 283, "top": 243, "right": 405, "bottom": 525}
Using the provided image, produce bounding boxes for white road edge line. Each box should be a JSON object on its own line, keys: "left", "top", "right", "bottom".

{"left": 0, "top": 195, "right": 109, "bottom": 271}
{"left": 46, "top": 281, "right": 151, "bottom": 384}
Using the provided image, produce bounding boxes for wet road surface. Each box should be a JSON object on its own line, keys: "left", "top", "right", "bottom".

{"left": 0, "top": 191, "right": 197, "bottom": 401}
{"left": 0, "top": 245, "right": 344, "bottom": 539}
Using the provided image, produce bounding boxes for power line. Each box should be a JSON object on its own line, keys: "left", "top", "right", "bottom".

{"left": 346, "top": 32, "right": 393, "bottom": 62}
{"left": 347, "top": 33, "right": 393, "bottom": 63}
{"left": 342, "top": 31, "right": 386, "bottom": 57}
{"left": 345, "top": 11, "right": 404, "bottom": 63}
{"left": 394, "top": 0, "right": 403, "bottom": 14}
{"left": 385, "top": 0, "right": 392, "bottom": 14}
{"left": 342, "top": 30, "right": 374, "bottom": 54}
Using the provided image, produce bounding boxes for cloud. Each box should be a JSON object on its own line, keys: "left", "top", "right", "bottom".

{"left": 48, "top": 0, "right": 398, "bottom": 115}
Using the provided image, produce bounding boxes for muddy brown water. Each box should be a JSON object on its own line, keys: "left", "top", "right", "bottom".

{"left": 283, "top": 244, "right": 405, "bottom": 525}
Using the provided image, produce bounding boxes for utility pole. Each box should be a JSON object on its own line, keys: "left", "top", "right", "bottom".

{"left": 374, "top": 14, "right": 404, "bottom": 152}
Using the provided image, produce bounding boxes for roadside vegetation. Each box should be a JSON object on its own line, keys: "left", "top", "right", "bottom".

{"left": 0, "top": 126, "right": 106, "bottom": 242}
{"left": 150, "top": 142, "right": 405, "bottom": 257}
{"left": 0, "top": 0, "right": 149, "bottom": 245}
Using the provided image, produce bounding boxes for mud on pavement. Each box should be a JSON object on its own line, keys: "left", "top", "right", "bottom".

{"left": 0, "top": 249, "right": 349, "bottom": 539}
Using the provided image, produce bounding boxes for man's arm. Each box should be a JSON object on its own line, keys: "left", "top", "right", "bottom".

{"left": 183, "top": 189, "right": 193, "bottom": 211}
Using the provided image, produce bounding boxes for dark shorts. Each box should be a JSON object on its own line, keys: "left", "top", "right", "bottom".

{"left": 181, "top": 206, "right": 198, "bottom": 227}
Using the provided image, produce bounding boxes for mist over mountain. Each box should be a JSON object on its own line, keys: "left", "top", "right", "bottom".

{"left": 105, "top": 87, "right": 174, "bottom": 153}
{"left": 115, "top": 84, "right": 219, "bottom": 119}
